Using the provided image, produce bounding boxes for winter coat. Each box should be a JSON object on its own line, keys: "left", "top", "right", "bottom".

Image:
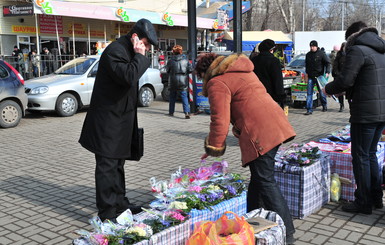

{"left": 202, "top": 53, "right": 296, "bottom": 167}
{"left": 166, "top": 54, "right": 191, "bottom": 91}
{"left": 251, "top": 51, "right": 286, "bottom": 107}
{"left": 79, "top": 35, "right": 151, "bottom": 159}
{"left": 325, "top": 27, "right": 385, "bottom": 124}
{"left": 331, "top": 49, "right": 345, "bottom": 78}
{"left": 305, "top": 48, "right": 331, "bottom": 78}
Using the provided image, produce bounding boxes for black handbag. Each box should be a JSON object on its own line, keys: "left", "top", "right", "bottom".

{"left": 128, "top": 127, "right": 143, "bottom": 161}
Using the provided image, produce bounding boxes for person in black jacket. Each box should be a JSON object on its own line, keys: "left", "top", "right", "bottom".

{"left": 166, "top": 45, "right": 192, "bottom": 119}
{"left": 325, "top": 21, "right": 385, "bottom": 214}
{"left": 304, "top": 40, "right": 331, "bottom": 115}
{"left": 251, "top": 39, "right": 285, "bottom": 108}
{"left": 79, "top": 19, "right": 158, "bottom": 222}
{"left": 331, "top": 42, "right": 346, "bottom": 112}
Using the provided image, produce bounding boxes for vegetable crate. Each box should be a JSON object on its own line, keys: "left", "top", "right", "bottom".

{"left": 274, "top": 155, "right": 330, "bottom": 219}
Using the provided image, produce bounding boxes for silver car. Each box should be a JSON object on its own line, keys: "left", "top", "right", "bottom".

{"left": 24, "top": 55, "right": 163, "bottom": 117}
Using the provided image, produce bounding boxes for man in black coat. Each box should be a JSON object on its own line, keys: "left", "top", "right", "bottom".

{"left": 79, "top": 19, "right": 158, "bottom": 221}
{"left": 304, "top": 40, "right": 330, "bottom": 115}
{"left": 251, "top": 39, "right": 286, "bottom": 108}
{"left": 325, "top": 21, "right": 385, "bottom": 214}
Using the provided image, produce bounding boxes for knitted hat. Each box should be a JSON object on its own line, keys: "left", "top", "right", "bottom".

{"left": 258, "top": 39, "right": 276, "bottom": 52}
{"left": 309, "top": 40, "right": 318, "bottom": 47}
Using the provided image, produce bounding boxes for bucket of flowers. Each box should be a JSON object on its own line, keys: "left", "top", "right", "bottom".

{"left": 276, "top": 143, "right": 322, "bottom": 166}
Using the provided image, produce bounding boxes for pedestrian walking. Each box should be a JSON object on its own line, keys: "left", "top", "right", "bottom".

{"left": 324, "top": 21, "right": 385, "bottom": 214}
{"left": 30, "top": 50, "right": 40, "bottom": 78}
{"left": 195, "top": 53, "right": 297, "bottom": 244}
{"left": 79, "top": 18, "right": 158, "bottom": 222}
{"left": 331, "top": 42, "right": 346, "bottom": 112}
{"left": 304, "top": 40, "right": 331, "bottom": 115}
{"left": 165, "top": 45, "right": 192, "bottom": 119}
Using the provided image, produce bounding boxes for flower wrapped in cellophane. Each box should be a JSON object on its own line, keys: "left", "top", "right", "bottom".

{"left": 276, "top": 143, "right": 322, "bottom": 166}
{"left": 149, "top": 159, "right": 246, "bottom": 213}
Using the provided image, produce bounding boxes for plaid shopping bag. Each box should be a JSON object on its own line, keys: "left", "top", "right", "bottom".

{"left": 274, "top": 155, "right": 330, "bottom": 219}
{"left": 243, "top": 208, "right": 286, "bottom": 245}
{"left": 189, "top": 191, "right": 247, "bottom": 230}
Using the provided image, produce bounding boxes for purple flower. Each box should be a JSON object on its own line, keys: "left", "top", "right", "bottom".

{"left": 226, "top": 185, "right": 237, "bottom": 196}
{"left": 198, "top": 194, "right": 206, "bottom": 202}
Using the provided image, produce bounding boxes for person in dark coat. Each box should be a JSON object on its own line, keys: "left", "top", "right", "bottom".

{"left": 324, "top": 21, "right": 385, "bottom": 214}
{"left": 42, "top": 47, "right": 54, "bottom": 75}
{"left": 331, "top": 42, "right": 346, "bottom": 112}
{"left": 251, "top": 39, "right": 286, "bottom": 108}
{"left": 304, "top": 40, "right": 331, "bottom": 115}
{"left": 79, "top": 18, "right": 158, "bottom": 222}
{"left": 166, "top": 45, "right": 192, "bottom": 119}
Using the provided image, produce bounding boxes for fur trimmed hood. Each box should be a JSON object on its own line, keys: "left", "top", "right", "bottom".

{"left": 345, "top": 27, "right": 385, "bottom": 53}
{"left": 202, "top": 53, "right": 254, "bottom": 96}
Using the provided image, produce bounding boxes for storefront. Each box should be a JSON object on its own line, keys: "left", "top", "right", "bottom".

{"left": 0, "top": 0, "right": 220, "bottom": 58}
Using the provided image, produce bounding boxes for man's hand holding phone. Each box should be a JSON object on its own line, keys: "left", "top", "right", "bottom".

{"left": 131, "top": 34, "right": 146, "bottom": 56}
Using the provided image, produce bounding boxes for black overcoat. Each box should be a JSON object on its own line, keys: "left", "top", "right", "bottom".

{"left": 79, "top": 35, "right": 150, "bottom": 159}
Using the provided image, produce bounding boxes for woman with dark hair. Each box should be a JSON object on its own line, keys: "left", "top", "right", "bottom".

{"left": 166, "top": 45, "right": 192, "bottom": 119}
{"left": 331, "top": 42, "right": 346, "bottom": 112}
{"left": 195, "top": 52, "right": 297, "bottom": 244}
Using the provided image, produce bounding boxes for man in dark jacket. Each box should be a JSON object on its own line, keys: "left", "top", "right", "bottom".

{"left": 325, "top": 21, "right": 385, "bottom": 214}
{"left": 304, "top": 40, "right": 331, "bottom": 115}
{"left": 251, "top": 39, "right": 286, "bottom": 108}
{"left": 79, "top": 19, "right": 158, "bottom": 222}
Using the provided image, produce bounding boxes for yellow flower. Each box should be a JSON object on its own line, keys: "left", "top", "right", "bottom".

{"left": 169, "top": 201, "right": 188, "bottom": 210}
{"left": 126, "top": 226, "right": 146, "bottom": 237}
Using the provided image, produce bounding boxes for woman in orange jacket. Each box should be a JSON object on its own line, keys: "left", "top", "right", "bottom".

{"left": 195, "top": 53, "right": 296, "bottom": 244}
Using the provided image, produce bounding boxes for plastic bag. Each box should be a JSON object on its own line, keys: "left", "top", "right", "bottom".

{"left": 186, "top": 211, "right": 255, "bottom": 245}
{"left": 330, "top": 173, "right": 341, "bottom": 202}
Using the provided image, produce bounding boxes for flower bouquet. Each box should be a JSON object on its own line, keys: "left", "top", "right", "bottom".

{"left": 149, "top": 159, "right": 246, "bottom": 213}
{"left": 276, "top": 143, "right": 322, "bottom": 166}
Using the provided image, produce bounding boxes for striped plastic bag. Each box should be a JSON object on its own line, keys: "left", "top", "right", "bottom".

{"left": 186, "top": 211, "right": 255, "bottom": 245}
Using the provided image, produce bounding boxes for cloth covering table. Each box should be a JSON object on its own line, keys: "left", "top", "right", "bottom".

{"left": 274, "top": 154, "right": 330, "bottom": 219}
{"left": 307, "top": 141, "right": 384, "bottom": 201}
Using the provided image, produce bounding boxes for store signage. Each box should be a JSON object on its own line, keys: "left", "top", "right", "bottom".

{"left": 39, "top": 15, "right": 63, "bottom": 34}
{"left": 34, "top": 0, "right": 53, "bottom": 14}
{"left": 212, "top": 19, "right": 219, "bottom": 30}
{"left": 3, "top": 4, "right": 34, "bottom": 17}
{"left": 162, "top": 12, "right": 174, "bottom": 26}
{"left": 12, "top": 25, "right": 37, "bottom": 34}
{"left": 116, "top": 7, "right": 129, "bottom": 22}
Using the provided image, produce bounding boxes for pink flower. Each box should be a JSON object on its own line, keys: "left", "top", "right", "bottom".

{"left": 188, "top": 186, "right": 203, "bottom": 192}
{"left": 166, "top": 211, "right": 186, "bottom": 221}
{"left": 92, "top": 234, "right": 108, "bottom": 245}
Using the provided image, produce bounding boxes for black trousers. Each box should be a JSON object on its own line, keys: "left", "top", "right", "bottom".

{"left": 95, "top": 155, "right": 130, "bottom": 220}
{"left": 247, "top": 146, "right": 295, "bottom": 236}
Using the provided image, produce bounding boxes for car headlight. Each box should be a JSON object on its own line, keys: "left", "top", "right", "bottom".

{"left": 30, "top": 86, "right": 49, "bottom": 94}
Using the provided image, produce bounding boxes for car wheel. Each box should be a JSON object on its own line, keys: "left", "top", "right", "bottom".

{"left": 0, "top": 100, "right": 22, "bottom": 128}
{"left": 138, "top": 86, "right": 154, "bottom": 107}
{"left": 55, "top": 93, "right": 78, "bottom": 117}
{"left": 161, "top": 83, "right": 170, "bottom": 101}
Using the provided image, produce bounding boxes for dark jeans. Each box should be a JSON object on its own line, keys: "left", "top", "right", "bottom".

{"left": 247, "top": 146, "right": 295, "bottom": 236}
{"left": 306, "top": 77, "right": 327, "bottom": 112}
{"left": 95, "top": 155, "right": 130, "bottom": 220}
{"left": 169, "top": 90, "right": 190, "bottom": 115}
{"left": 350, "top": 122, "right": 385, "bottom": 209}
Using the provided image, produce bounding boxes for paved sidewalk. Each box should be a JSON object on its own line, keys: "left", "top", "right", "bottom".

{"left": 0, "top": 97, "right": 384, "bottom": 244}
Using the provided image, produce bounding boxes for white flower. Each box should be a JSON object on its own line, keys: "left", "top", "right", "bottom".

{"left": 169, "top": 201, "right": 188, "bottom": 210}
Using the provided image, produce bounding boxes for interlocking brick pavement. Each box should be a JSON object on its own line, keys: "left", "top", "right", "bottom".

{"left": 0, "top": 97, "right": 384, "bottom": 244}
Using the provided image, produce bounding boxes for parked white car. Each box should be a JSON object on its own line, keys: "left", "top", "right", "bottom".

{"left": 24, "top": 55, "right": 163, "bottom": 117}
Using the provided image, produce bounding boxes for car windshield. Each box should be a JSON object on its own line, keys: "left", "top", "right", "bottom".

{"left": 288, "top": 56, "right": 305, "bottom": 67}
{"left": 55, "top": 57, "right": 97, "bottom": 75}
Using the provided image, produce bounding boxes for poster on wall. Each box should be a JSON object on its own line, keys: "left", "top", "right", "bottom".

{"left": 39, "top": 14, "right": 63, "bottom": 34}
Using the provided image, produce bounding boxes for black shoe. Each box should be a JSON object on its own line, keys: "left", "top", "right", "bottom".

{"left": 341, "top": 202, "right": 372, "bottom": 214}
{"left": 339, "top": 105, "right": 344, "bottom": 112}
{"left": 185, "top": 114, "right": 190, "bottom": 119}
{"left": 304, "top": 111, "right": 312, "bottom": 115}
{"left": 127, "top": 204, "right": 143, "bottom": 214}
{"left": 165, "top": 113, "right": 174, "bottom": 117}
{"left": 322, "top": 106, "right": 327, "bottom": 112}
{"left": 374, "top": 202, "right": 384, "bottom": 209}
{"left": 286, "top": 234, "right": 296, "bottom": 245}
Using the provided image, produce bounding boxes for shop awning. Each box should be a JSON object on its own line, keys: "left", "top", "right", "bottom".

{"left": 33, "top": 0, "right": 216, "bottom": 29}
{"left": 223, "top": 30, "right": 292, "bottom": 43}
